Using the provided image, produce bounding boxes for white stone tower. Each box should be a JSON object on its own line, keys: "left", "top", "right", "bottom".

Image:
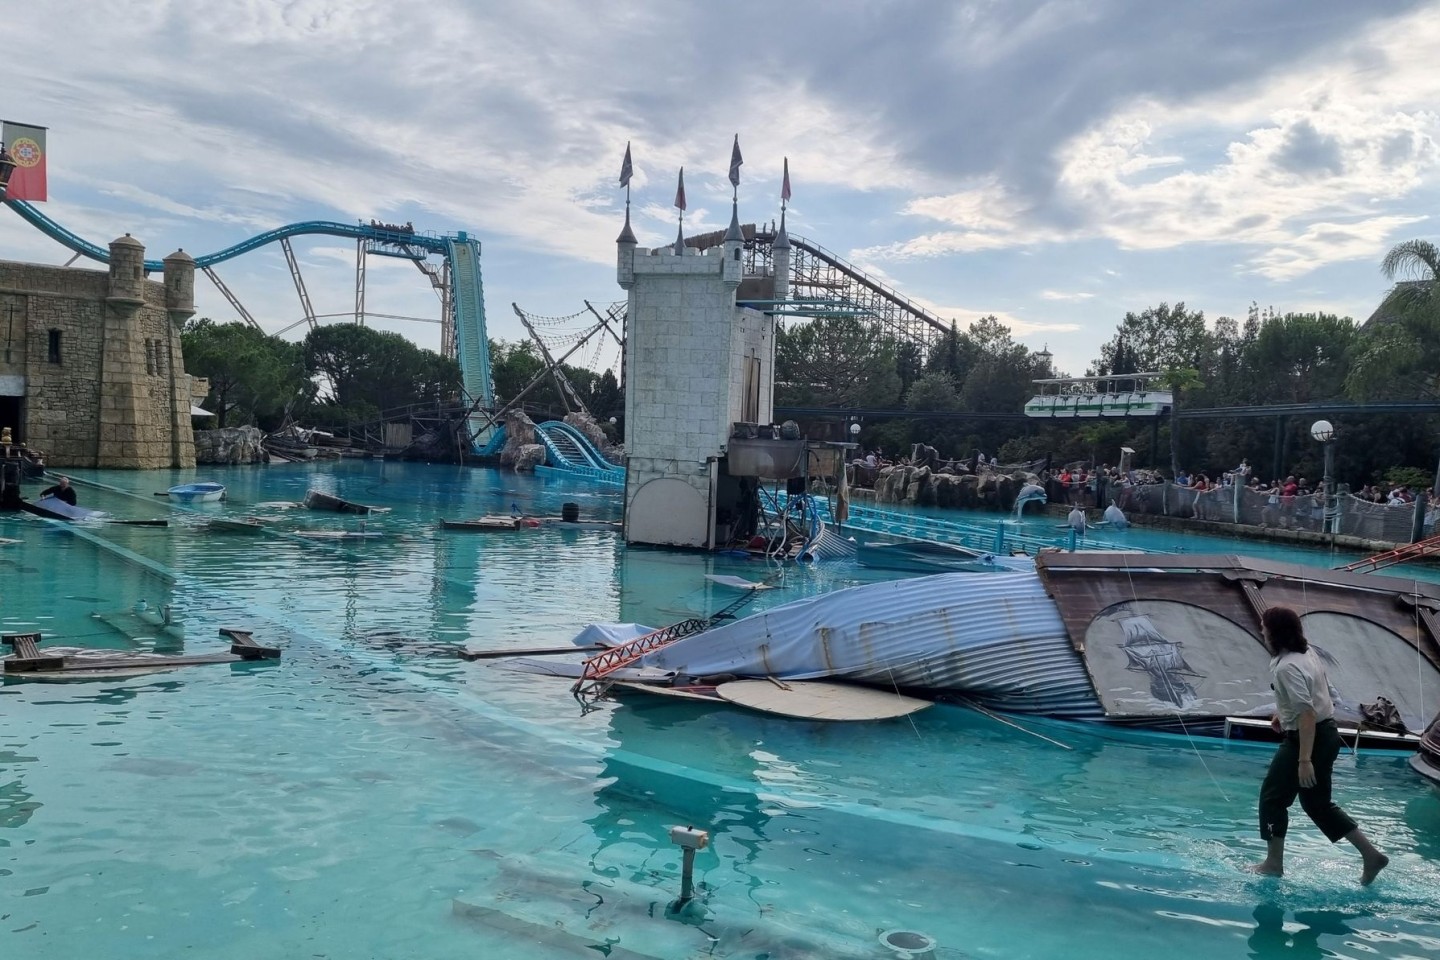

{"left": 617, "top": 180, "right": 777, "bottom": 548}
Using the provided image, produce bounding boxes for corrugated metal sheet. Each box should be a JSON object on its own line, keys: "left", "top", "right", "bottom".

{"left": 643, "top": 571, "right": 1104, "bottom": 718}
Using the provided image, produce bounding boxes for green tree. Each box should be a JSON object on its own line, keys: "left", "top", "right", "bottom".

{"left": 1093, "top": 302, "right": 1212, "bottom": 377}
{"left": 774, "top": 318, "right": 902, "bottom": 409}
{"left": 1155, "top": 366, "right": 1204, "bottom": 478}
{"left": 1246, "top": 313, "right": 1356, "bottom": 403}
{"left": 1346, "top": 239, "right": 1440, "bottom": 400}
{"left": 303, "top": 324, "right": 460, "bottom": 421}
{"left": 181, "top": 318, "right": 309, "bottom": 429}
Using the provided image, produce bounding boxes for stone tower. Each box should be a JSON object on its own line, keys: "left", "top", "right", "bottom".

{"left": 617, "top": 179, "right": 777, "bottom": 548}
{"left": 92, "top": 235, "right": 195, "bottom": 468}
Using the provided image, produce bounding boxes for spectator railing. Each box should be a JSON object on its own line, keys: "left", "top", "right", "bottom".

{"left": 1114, "top": 481, "right": 1432, "bottom": 542}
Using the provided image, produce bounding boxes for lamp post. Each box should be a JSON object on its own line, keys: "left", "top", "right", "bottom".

{"left": 1310, "top": 419, "right": 1336, "bottom": 534}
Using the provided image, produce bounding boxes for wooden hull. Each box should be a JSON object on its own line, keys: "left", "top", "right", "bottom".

{"left": 303, "top": 489, "right": 376, "bottom": 514}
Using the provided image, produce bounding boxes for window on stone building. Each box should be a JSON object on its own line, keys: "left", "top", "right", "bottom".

{"left": 47, "top": 329, "right": 62, "bottom": 364}
{"left": 145, "top": 339, "right": 156, "bottom": 376}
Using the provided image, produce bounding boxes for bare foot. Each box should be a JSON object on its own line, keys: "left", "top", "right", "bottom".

{"left": 1360, "top": 852, "right": 1389, "bottom": 886}
{"left": 1248, "top": 860, "right": 1283, "bottom": 877}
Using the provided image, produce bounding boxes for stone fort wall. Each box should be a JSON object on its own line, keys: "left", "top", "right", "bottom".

{"left": 0, "top": 235, "right": 197, "bottom": 468}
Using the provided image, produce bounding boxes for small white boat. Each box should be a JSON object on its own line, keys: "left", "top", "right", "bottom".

{"left": 168, "top": 481, "right": 226, "bottom": 503}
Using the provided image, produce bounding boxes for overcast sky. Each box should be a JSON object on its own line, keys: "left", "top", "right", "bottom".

{"left": 3, "top": 0, "right": 1438, "bottom": 378}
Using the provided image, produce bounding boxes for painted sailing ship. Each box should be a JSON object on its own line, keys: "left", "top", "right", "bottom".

{"left": 1118, "top": 614, "right": 1203, "bottom": 707}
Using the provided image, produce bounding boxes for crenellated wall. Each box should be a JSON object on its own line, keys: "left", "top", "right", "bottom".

{"left": 0, "top": 235, "right": 197, "bottom": 468}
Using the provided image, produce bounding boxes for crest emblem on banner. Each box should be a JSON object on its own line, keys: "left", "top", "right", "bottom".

{"left": 10, "top": 138, "right": 42, "bottom": 167}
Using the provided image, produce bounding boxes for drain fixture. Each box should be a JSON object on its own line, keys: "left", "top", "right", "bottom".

{"left": 879, "top": 929, "right": 937, "bottom": 957}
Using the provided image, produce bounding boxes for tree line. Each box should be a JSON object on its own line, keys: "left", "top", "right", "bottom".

{"left": 182, "top": 238, "right": 1440, "bottom": 488}
{"left": 181, "top": 320, "right": 622, "bottom": 432}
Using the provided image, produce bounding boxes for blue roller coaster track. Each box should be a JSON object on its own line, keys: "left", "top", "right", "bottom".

{"left": 1, "top": 197, "right": 494, "bottom": 415}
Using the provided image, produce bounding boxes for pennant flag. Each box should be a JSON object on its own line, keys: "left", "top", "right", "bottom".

{"left": 674, "top": 167, "right": 686, "bottom": 212}
{"left": 619, "top": 141, "right": 633, "bottom": 188}
{"left": 781, "top": 157, "right": 791, "bottom": 203}
{"left": 0, "top": 121, "right": 47, "bottom": 202}
{"left": 728, "top": 134, "right": 743, "bottom": 188}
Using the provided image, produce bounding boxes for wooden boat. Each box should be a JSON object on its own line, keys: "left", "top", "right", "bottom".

{"left": 168, "top": 481, "right": 226, "bottom": 503}
{"left": 302, "top": 489, "right": 380, "bottom": 515}
{"left": 533, "top": 553, "right": 1440, "bottom": 741}
{"left": 21, "top": 494, "right": 106, "bottom": 521}
{"left": 441, "top": 516, "right": 533, "bottom": 531}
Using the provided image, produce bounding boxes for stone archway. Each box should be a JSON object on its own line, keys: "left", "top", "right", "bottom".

{"left": 627, "top": 477, "right": 708, "bottom": 548}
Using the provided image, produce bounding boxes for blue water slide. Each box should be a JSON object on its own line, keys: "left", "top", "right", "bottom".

{"left": 446, "top": 236, "right": 495, "bottom": 450}
{"left": 534, "top": 421, "right": 624, "bottom": 482}
{"left": 2, "top": 198, "right": 450, "bottom": 271}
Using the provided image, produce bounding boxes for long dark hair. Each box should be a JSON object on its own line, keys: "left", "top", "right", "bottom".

{"left": 1262, "top": 606, "right": 1308, "bottom": 654}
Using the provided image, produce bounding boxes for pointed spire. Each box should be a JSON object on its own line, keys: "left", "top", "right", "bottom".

{"left": 674, "top": 219, "right": 685, "bottom": 256}
{"left": 724, "top": 198, "right": 743, "bottom": 243}
{"left": 772, "top": 206, "right": 790, "bottom": 250}
{"left": 616, "top": 204, "right": 637, "bottom": 244}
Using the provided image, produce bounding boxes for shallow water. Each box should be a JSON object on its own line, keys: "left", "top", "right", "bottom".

{"left": 2, "top": 462, "right": 1438, "bottom": 959}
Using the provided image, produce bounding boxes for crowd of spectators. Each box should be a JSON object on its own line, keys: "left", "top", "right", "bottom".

{"left": 845, "top": 442, "right": 1433, "bottom": 532}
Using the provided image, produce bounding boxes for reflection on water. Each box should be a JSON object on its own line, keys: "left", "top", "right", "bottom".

{"left": 2, "top": 462, "right": 1440, "bottom": 959}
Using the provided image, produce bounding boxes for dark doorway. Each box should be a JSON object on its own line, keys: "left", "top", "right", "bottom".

{"left": 0, "top": 396, "right": 24, "bottom": 443}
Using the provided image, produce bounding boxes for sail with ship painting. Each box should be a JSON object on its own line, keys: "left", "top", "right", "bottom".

{"left": 1119, "top": 614, "right": 1204, "bottom": 707}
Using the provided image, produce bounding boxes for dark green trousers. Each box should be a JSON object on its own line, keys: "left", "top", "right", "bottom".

{"left": 1258, "top": 719, "right": 1357, "bottom": 843}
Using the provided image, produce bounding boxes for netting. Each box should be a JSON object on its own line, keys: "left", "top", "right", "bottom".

{"left": 513, "top": 300, "right": 626, "bottom": 378}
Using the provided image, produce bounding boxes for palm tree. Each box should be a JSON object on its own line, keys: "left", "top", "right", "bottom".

{"left": 1156, "top": 367, "right": 1203, "bottom": 479}
{"left": 1379, "top": 238, "right": 1440, "bottom": 317}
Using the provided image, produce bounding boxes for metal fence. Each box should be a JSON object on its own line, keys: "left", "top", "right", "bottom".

{"left": 1111, "top": 481, "right": 1433, "bottom": 542}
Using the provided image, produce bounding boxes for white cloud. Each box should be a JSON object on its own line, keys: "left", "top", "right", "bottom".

{"left": 1040, "top": 290, "right": 1095, "bottom": 301}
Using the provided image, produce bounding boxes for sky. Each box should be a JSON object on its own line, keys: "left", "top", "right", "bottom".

{"left": 3, "top": 0, "right": 1439, "bottom": 380}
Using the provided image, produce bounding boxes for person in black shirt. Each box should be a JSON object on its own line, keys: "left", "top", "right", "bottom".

{"left": 39, "top": 475, "right": 77, "bottom": 506}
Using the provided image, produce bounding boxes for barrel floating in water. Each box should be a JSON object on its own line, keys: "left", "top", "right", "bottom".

{"left": 561, "top": 502, "right": 580, "bottom": 523}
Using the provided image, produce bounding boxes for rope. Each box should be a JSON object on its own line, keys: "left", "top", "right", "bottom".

{"left": 1120, "top": 551, "right": 1230, "bottom": 802}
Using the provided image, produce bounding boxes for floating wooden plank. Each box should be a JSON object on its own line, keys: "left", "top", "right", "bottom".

{"left": 294, "top": 530, "right": 385, "bottom": 540}
{"left": 209, "top": 517, "right": 267, "bottom": 533}
{"left": 441, "top": 516, "right": 524, "bottom": 531}
{"left": 716, "top": 679, "right": 932, "bottom": 721}
{"left": 457, "top": 644, "right": 604, "bottom": 660}
{"left": 3, "top": 628, "right": 281, "bottom": 677}
{"left": 221, "top": 627, "right": 282, "bottom": 660}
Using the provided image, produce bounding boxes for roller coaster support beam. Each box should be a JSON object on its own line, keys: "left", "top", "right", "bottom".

{"left": 201, "top": 265, "right": 262, "bottom": 330}
{"left": 354, "top": 239, "right": 367, "bottom": 326}
{"left": 280, "top": 238, "right": 318, "bottom": 331}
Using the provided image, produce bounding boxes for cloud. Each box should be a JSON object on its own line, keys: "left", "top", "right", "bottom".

{"left": 1040, "top": 290, "right": 1096, "bottom": 301}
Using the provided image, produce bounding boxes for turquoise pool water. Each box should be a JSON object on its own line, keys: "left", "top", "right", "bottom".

{"left": 2, "top": 462, "right": 1439, "bottom": 959}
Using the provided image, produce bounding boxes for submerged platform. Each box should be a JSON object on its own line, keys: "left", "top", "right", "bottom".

{"left": 3, "top": 627, "right": 280, "bottom": 679}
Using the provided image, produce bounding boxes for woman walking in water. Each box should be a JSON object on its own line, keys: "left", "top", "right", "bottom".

{"left": 1250, "top": 606, "right": 1389, "bottom": 884}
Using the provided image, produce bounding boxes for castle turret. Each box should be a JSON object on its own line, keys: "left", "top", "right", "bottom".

{"left": 616, "top": 207, "right": 638, "bottom": 289}
{"left": 772, "top": 209, "right": 791, "bottom": 301}
{"left": 107, "top": 234, "right": 146, "bottom": 307}
{"left": 722, "top": 200, "right": 744, "bottom": 288}
{"left": 162, "top": 248, "right": 196, "bottom": 326}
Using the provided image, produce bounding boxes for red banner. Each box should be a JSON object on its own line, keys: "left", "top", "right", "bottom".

{"left": 1, "top": 121, "right": 47, "bottom": 202}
